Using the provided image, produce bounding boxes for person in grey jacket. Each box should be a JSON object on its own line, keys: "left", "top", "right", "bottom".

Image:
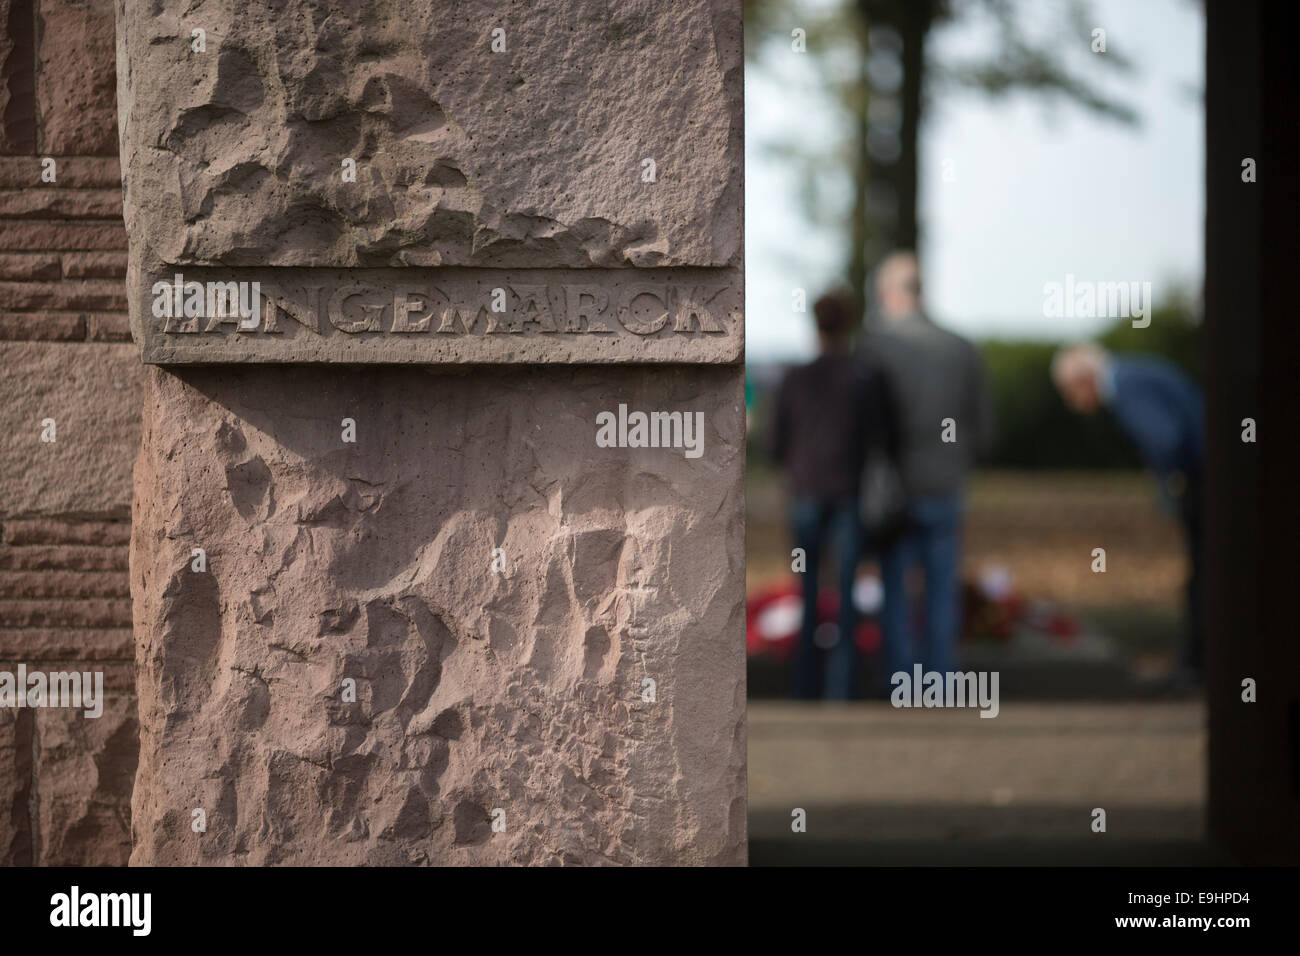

{"left": 861, "top": 252, "right": 994, "bottom": 683}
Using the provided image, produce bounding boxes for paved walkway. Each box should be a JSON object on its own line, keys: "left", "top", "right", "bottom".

{"left": 748, "top": 700, "right": 1216, "bottom": 865}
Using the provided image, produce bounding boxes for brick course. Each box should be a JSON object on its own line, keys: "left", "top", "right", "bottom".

{"left": 1, "top": 0, "right": 138, "bottom": 867}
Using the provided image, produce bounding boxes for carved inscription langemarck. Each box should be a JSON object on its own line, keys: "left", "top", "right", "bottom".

{"left": 135, "top": 267, "right": 743, "bottom": 365}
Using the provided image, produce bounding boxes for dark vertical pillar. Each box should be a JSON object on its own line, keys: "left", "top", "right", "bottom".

{"left": 1205, "top": 0, "right": 1300, "bottom": 864}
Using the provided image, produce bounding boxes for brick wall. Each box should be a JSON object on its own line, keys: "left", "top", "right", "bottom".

{"left": 1, "top": 0, "right": 140, "bottom": 866}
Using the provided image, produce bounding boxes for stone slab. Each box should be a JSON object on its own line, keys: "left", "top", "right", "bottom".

{"left": 0, "top": 342, "right": 143, "bottom": 516}
{"left": 32, "top": 695, "right": 137, "bottom": 866}
{"left": 135, "top": 266, "right": 741, "bottom": 364}
{"left": 0, "top": 709, "right": 32, "bottom": 864}
{"left": 37, "top": 0, "right": 119, "bottom": 155}
{"left": 130, "top": 364, "right": 747, "bottom": 865}
{"left": 121, "top": 0, "right": 747, "bottom": 867}
{"left": 115, "top": 0, "right": 742, "bottom": 271}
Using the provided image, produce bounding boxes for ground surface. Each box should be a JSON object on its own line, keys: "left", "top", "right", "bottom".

{"left": 749, "top": 467, "right": 1185, "bottom": 614}
{"left": 747, "top": 699, "right": 1217, "bottom": 865}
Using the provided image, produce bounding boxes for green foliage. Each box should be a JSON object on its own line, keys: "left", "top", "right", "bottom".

{"left": 980, "top": 298, "right": 1200, "bottom": 469}
{"left": 1096, "top": 295, "right": 1200, "bottom": 380}
{"left": 748, "top": 299, "right": 1201, "bottom": 472}
{"left": 981, "top": 338, "right": 1137, "bottom": 468}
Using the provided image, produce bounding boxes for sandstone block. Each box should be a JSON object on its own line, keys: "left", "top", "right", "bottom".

{"left": 123, "top": 0, "right": 746, "bottom": 867}
{"left": 0, "top": 254, "right": 61, "bottom": 281}
{"left": 0, "top": 627, "right": 133, "bottom": 659}
{"left": 0, "top": 544, "right": 129, "bottom": 572}
{"left": 0, "top": 709, "right": 33, "bottom": 864}
{"left": 3, "top": 518, "right": 133, "bottom": 547}
{"left": 116, "top": 0, "right": 741, "bottom": 271}
{"left": 62, "top": 251, "right": 129, "bottom": 278}
{"left": 0, "top": 279, "right": 127, "bottom": 311}
{"left": 0, "top": 313, "right": 86, "bottom": 341}
{"left": 130, "top": 364, "right": 747, "bottom": 864}
{"left": 0, "top": 343, "right": 143, "bottom": 516}
{"left": 36, "top": 0, "right": 119, "bottom": 156}
{"left": 0, "top": 188, "right": 123, "bottom": 219}
{"left": 0, "top": 0, "right": 36, "bottom": 155}
{"left": 87, "top": 312, "right": 131, "bottom": 341}
{"left": 0, "top": 157, "right": 122, "bottom": 189}
{"left": 136, "top": 265, "right": 741, "bottom": 364}
{"left": 32, "top": 696, "right": 137, "bottom": 866}
{"left": 0, "top": 222, "right": 127, "bottom": 251}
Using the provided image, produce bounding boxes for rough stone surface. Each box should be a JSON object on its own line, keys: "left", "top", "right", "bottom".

{"left": 123, "top": 0, "right": 746, "bottom": 866}
{"left": 0, "top": 157, "right": 122, "bottom": 189}
{"left": 116, "top": 0, "right": 742, "bottom": 271}
{"left": 31, "top": 695, "right": 137, "bottom": 865}
{"left": 0, "top": 690, "right": 134, "bottom": 867}
{"left": 0, "top": 709, "right": 33, "bottom": 864}
{"left": 0, "top": 342, "right": 143, "bottom": 516}
{"left": 37, "top": 0, "right": 119, "bottom": 156}
{"left": 0, "top": 0, "right": 139, "bottom": 869}
{"left": 0, "top": 0, "right": 36, "bottom": 155}
{"left": 130, "top": 365, "right": 747, "bottom": 865}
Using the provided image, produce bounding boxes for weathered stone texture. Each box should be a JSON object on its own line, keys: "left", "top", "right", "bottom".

{"left": 0, "top": 342, "right": 143, "bottom": 516}
{"left": 115, "top": 0, "right": 742, "bottom": 271}
{"left": 36, "top": 0, "right": 120, "bottom": 156}
{"left": 0, "top": 0, "right": 37, "bottom": 155}
{"left": 0, "top": 346, "right": 139, "bottom": 871}
{"left": 130, "top": 365, "right": 746, "bottom": 864}
{"left": 123, "top": 0, "right": 746, "bottom": 866}
{"left": 31, "top": 695, "right": 137, "bottom": 865}
{"left": 0, "top": 0, "right": 137, "bottom": 870}
{"left": 0, "top": 709, "right": 33, "bottom": 864}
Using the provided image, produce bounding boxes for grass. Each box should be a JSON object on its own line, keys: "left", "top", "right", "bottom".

{"left": 748, "top": 466, "right": 1186, "bottom": 619}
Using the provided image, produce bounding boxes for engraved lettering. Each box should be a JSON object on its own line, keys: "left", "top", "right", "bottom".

{"left": 618, "top": 284, "right": 670, "bottom": 335}
{"left": 262, "top": 284, "right": 321, "bottom": 334}
{"left": 392, "top": 286, "right": 433, "bottom": 333}
{"left": 673, "top": 286, "right": 725, "bottom": 333}
{"left": 328, "top": 284, "right": 385, "bottom": 333}
{"left": 563, "top": 285, "right": 612, "bottom": 333}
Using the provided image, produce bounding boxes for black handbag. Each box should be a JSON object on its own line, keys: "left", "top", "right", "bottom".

{"left": 860, "top": 450, "right": 908, "bottom": 547}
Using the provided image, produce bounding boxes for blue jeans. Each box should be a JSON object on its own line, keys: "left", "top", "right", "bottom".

{"left": 880, "top": 495, "right": 964, "bottom": 683}
{"left": 790, "top": 497, "right": 861, "bottom": 700}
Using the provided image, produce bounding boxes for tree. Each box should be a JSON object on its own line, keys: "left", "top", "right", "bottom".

{"left": 746, "top": 0, "right": 1139, "bottom": 318}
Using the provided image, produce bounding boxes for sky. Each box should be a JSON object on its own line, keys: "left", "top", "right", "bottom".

{"left": 744, "top": 0, "right": 1205, "bottom": 361}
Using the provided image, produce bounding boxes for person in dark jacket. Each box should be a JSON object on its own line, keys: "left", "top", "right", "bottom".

{"left": 862, "top": 252, "right": 995, "bottom": 684}
{"left": 1052, "top": 343, "right": 1206, "bottom": 686}
{"left": 771, "top": 290, "right": 895, "bottom": 699}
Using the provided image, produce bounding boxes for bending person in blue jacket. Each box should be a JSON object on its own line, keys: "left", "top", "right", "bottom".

{"left": 1052, "top": 344, "right": 1205, "bottom": 688}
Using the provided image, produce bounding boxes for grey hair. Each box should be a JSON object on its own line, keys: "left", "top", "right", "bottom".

{"left": 1051, "top": 342, "right": 1110, "bottom": 387}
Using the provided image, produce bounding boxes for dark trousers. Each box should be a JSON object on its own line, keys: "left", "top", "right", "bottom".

{"left": 790, "top": 497, "right": 861, "bottom": 700}
{"left": 880, "top": 495, "right": 964, "bottom": 685}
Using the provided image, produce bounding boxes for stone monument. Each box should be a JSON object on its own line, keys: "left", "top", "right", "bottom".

{"left": 118, "top": 0, "right": 745, "bottom": 864}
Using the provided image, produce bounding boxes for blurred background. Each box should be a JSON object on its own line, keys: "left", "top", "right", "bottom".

{"left": 741, "top": 0, "right": 1215, "bottom": 864}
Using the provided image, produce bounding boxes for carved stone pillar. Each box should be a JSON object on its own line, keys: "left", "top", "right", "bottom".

{"left": 118, "top": 0, "right": 745, "bottom": 864}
